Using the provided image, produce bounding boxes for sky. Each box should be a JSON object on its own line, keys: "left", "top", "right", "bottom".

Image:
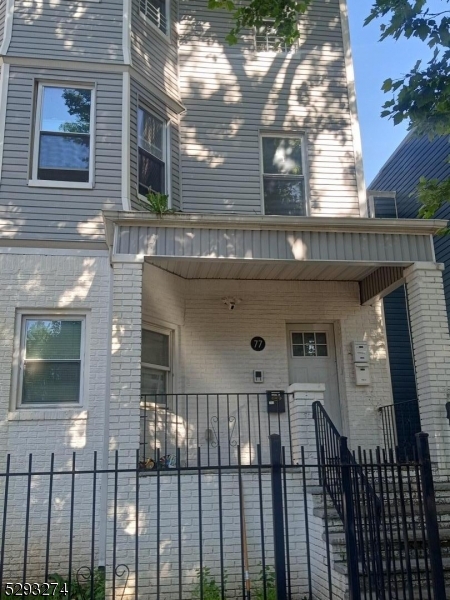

{"left": 346, "top": 0, "right": 438, "bottom": 185}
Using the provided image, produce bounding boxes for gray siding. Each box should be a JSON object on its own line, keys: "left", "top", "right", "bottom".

{"left": 178, "top": 0, "right": 360, "bottom": 215}
{"left": 115, "top": 225, "right": 433, "bottom": 263}
{"left": 130, "top": 77, "right": 181, "bottom": 211}
{"left": 0, "top": 0, "right": 6, "bottom": 50}
{"left": 131, "top": 0, "right": 179, "bottom": 99}
{"left": 0, "top": 66, "right": 123, "bottom": 241}
{"left": 8, "top": 0, "right": 123, "bottom": 62}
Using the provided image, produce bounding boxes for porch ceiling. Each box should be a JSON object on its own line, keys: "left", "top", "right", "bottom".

{"left": 146, "top": 257, "right": 379, "bottom": 281}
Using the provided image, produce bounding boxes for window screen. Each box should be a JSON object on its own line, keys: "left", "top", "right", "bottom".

{"left": 262, "top": 137, "right": 305, "bottom": 216}
{"left": 255, "top": 20, "right": 294, "bottom": 53}
{"left": 138, "top": 107, "right": 166, "bottom": 196}
{"left": 37, "top": 86, "right": 92, "bottom": 183}
{"left": 21, "top": 319, "right": 83, "bottom": 404}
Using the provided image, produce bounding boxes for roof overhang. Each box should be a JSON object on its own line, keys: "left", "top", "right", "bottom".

{"left": 103, "top": 212, "right": 449, "bottom": 304}
{"left": 104, "top": 212, "right": 445, "bottom": 263}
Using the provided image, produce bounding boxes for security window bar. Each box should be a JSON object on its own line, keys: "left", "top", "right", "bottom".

{"left": 262, "top": 136, "right": 306, "bottom": 216}
{"left": 139, "top": 0, "right": 167, "bottom": 34}
{"left": 141, "top": 329, "right": 170, "bottom": 404}
{"left": 292, "top": 332, "right": 328, "bottom": 357}
{"left": 35, "top": 85, "right": 93, "bottom": 183}
{"left": 20, "top": 318, "right": 84, "bottom": 405}
{"left": 138, "top": 107, "right": 166, "bottom": 197}
{"left": 255, "top": 20, "right": 293, "bottom": 53}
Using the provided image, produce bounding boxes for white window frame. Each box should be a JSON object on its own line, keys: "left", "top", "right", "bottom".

{"left": 259, "top": 132, "right": 309, "bottom": 216}
{"left": 29, "top": 82, "right": 96, "bottom": 190}
{"left": 139, "top": 0, "right": 170, "bottom": 39}
{"left": 14, "top": 312, "right": 87, "bottom": 410}
{"left": 254, "top": 19, "right": 299, "bottom": 55}
{"left": 137, "top": 104, "right": 171, "bottom": 207}
{"left": 141, "top": 323, "right": 173, "bottom": 399}
{"left": 290, "top": 330, "right": 329, "bottom": 358}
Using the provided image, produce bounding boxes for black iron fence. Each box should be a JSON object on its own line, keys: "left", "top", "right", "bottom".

{"left": 314, "top": 400, "right": 446, "bottom": 600}
{"left": 0, "top": 415, "right": 446, "bottom": 600}
{"left": 378, "top": 399, "right": 421, "bottom": 460}
{"left": 140, "top": 392, "right": 293, "bottom": 468}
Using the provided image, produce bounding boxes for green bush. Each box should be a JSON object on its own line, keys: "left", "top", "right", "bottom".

{"left": 191, "top": 566, "right": 226, "bottom": 600}
{"left": 253, "top": 565, "right": 277, "bottom": 600}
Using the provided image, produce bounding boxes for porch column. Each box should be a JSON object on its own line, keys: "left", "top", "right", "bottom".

{"left": 404, "top": 262, "right": 450, "bottom": 472}
{"left": 288, "top": 383, "right": 325, "bottom": 480}
{"left": 106, "top": 260, "right": 143, "bottom": 600}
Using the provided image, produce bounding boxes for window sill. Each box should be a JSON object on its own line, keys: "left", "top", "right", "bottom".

{"left": 8, "top": 408, "right": 88, "bottom": 421}
{"left": 28, "top": 180, "right": 94, "bottom": 190}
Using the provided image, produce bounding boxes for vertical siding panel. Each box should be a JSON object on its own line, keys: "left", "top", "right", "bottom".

{"left": 129, "top": 226, "right": 139, "bottom": 254}
{"left": 235, "top": 230, "right": 244, "bottom": 258}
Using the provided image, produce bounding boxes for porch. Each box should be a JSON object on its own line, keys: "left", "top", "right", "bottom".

{"left": 104, "top": 211, "right": 450, "bottom": 473}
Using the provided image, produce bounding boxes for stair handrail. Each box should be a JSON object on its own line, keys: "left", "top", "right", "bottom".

{"left": 312, "top": 401, "right": 386, "bottom": 599}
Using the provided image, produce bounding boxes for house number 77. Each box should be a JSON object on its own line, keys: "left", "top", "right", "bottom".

{"left": 251, "top": 337, "right": 266, "bottom": 351}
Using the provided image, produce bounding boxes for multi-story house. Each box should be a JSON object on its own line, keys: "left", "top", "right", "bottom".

{"left": 1, "top": 0, "right": 450, "bottom": 597}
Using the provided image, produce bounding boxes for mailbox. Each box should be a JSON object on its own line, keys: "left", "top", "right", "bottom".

{"left": 266, "top": 390, "right": 286, "bottom": 413}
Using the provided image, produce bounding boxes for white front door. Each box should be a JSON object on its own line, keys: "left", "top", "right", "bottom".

{"left": 287, "top": 324, "right": 342, "bottom": 431}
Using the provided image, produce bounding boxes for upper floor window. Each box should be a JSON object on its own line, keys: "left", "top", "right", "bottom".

{"left": 18, "top": 316, "right": 85, "bottom": 406}
{"left": 138, "top": 106, "right": 167, "bottom": 197}
{"left": 262, "top": 135, "right": 306, "bottom": 216}
{"left": 32, "top": 84, "right": 94, "bottom": 185}
{"left": 255, "top": 20, "right": 294, "bottom": 53}
{"left": 140, "top": 0, "right": 167, "bottom": 35}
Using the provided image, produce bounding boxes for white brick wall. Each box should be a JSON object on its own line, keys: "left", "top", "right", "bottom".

{"left": 0, "top": 250, "right": 111, "bottom": 580}
{"left": 0, "top": 251, "right": 111, "bottom": 467}
{"left": 142, "top": 269, "right": 393, "bottom": 451}
{"left": 405, "top": 263, "right": 450, "bottom": 471}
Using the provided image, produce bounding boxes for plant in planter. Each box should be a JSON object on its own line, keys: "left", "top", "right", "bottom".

{"left": 191, "top": 566, "right": 226, "bottom": 600}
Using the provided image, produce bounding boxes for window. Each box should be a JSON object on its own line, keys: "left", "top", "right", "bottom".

{"left": 32, "top": 84, "right": 94, "bottom": 184}
{"left": 291, "top": 332, "right": 328, "bottom": 357}
{"left": 139, "top": 0, "right": 167, "bottom": 34}
{"left": 138, "top": 107, "right": 167, "bottom": 197}
{"left": 255, "top": 20, "right": 294, "bottom": 53}
{"left": 19, "top": 317, "right": 85, "bottom": 406}
{"left": 262, "top": 136, "right": 306, "bottom": 216}
{"left": 141, "top": 328, "right": 170, "bottom": 403}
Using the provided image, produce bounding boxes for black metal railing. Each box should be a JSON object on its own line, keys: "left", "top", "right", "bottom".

{"left": 0, "top": 430, "right": 446, "bottom": 600}
{"left": 140, "top": 392, "right": 293, "bottom": 468}
{"left": 313, "top": 401, "right": 446, "bottom": 600}
{"left": 379, "top": 399, "right": 421, "bottom": 460}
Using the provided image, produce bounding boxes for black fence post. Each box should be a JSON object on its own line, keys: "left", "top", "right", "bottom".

{"left": 416, "top": 432, "right": 447, "bottom": 600}
{"left": 340, "top": 437, "right": 361, "bottom": 600}
{"left": 270, "top": 434, "right": 287, "bottom": 600}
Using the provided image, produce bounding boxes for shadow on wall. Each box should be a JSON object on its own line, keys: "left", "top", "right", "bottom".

{"left": 179, "top": 0, "right": 358, "bottom": 215}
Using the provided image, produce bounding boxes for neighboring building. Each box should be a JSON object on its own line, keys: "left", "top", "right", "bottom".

{"left": 369, "top": 133, "right": 450, "bottom": 456}
{"left": 1, "top": 0, "right": 450, "bottom": 597}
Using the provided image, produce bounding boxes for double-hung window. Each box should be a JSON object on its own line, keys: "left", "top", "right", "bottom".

{"left": 18, "top": 317, "right": 85, "bottom": 406}
{"left": 255, "top": 20, "right": 294, "bottom": 53}
{"left": 139, "top": 0, "right": 167, "bottom": 34}
{"left": 141, "top": 328, "right": 171, "bottom": 404}
{"left": 32, "top": 84, "right": 94, "bottom": 185}
{"left": 261, "top": 135, "right": 306, "bottom": 216}
{"left": 138, "top": 106, "right": 167, "bottom": 197}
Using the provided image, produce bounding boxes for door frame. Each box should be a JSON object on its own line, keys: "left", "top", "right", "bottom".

{"left": 285, "top": 320, "right": 347, "bottom": 435}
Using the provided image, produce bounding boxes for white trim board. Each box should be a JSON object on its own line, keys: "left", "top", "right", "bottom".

{"left": 0, "top": 0, "right": 14, "bottom": 55}
{"left": 0, "top": 63, "right": 10, "bottom": 183}
{"left": 121, "top": 71, "right": 131, "bottom": 210}
{"left": 339, "top": 0, "right": 367, "bottom": 218}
